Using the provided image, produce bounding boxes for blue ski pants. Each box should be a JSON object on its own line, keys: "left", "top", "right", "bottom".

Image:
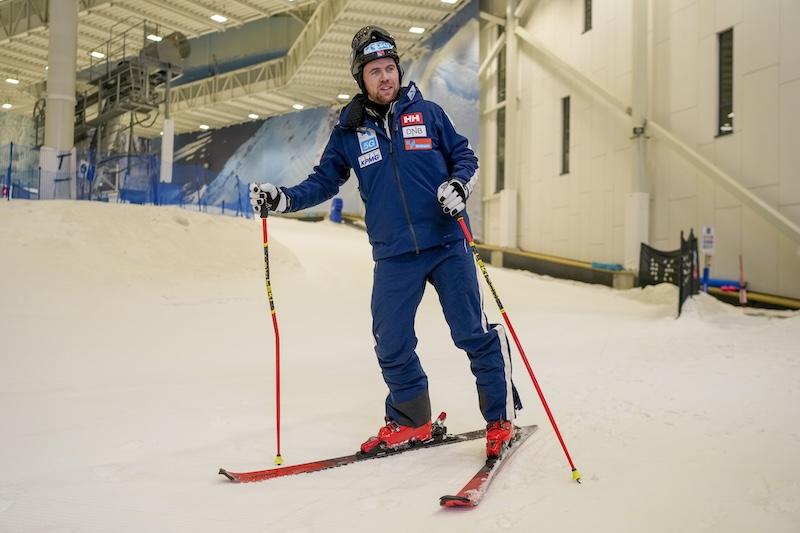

{"left": 371, "top": 239, "right": 522, "bottom": 428}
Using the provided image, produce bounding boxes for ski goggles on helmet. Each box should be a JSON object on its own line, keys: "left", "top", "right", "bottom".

{"left": 350, "top": 26, "right": 399, "bottom": 78}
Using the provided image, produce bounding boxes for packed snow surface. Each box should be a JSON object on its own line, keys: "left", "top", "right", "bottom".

{"left": 1, "top": 201, "right": 799, "bottom": 532}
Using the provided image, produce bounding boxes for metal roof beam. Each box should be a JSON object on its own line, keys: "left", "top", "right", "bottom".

{"left": 0, "top": 0, "right": 48, "bottom": 44}
{"left": 136, "top": 0, "right": 226, "bottom": 32}
{"left": 177, "top": 0, "right": 245, "bottom": 26}
{"left": 238, "top": 94, "right": 286, "bottom": 113}
{"left": 225, "top": 0, "right": 274, "bottom": 17}
{"left": 108, "top": 3, "right": 200, "bottom": 38}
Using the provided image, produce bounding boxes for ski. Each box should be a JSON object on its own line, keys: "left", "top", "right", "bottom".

{"left": 219, "top": 412, "right": 484, "bottom": 483}
{"left": 440, "top": 424, "right": 538, "bottom": 508}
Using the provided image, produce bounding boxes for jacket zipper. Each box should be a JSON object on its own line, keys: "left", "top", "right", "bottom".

{"left": 384, "top": 105, "right": 420, "bottom": 254}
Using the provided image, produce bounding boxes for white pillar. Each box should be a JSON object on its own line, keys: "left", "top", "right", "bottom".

{"left": 160, "top": 119, "right": 175, "bottom": 183}
{"left": 625, "top": 0, "right": 650, "bottom": 270}
{"left": 39, "top": 0, "right": 78, "bottom": 199}
{"left": 503, "top": 0, "right": 519, "bottom": 248}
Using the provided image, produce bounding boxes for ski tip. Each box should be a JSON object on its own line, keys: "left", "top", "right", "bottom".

{"left": 572, "top": 468, "right": 582, "bottom": 483}
{"left": 218, "top": 468, "right": 237, "bottom": 482}
{"left": 439, "top": 495, "right": 476, "bottom": 508}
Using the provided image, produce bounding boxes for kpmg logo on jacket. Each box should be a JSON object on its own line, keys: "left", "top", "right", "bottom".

{"left": 357, "top": 129, "right": 379, "bottom": 154}
{"left": 358, "top": 149, "right": 383, "bottom": 168}
{"left": 400, "top": 112, "right": 424, "bottom": 126}
{"left": 404, "top": 138, "right": 432, "bottom": 151}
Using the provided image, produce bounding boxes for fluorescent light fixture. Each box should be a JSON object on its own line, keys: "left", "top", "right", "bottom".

{"left": 159, "top": 131, "right": 164, "bottom": 136}
{"left": 248, "top": 113, "right": 259, "bottom": 119}
{"left": 1, "top": 103, "right": 12, "bottom": 109}
{"left": 337, "top": 94, "right": 350, "bottom": 100}
{"left": 441, "top": 0, "right": 459, "bottom": 3}
{"left": 199, "top": 124, "right": 210, "bottom": 130}
{"left": 292, "top": 103, "right": 304, "bottom": 110}
{"left": 5, "top": 77, "right": 19, "bottom": 85}
{"left": 146, "top": 34, "right": 163, "bottom": 42}
{"left": 210, "top": 14, "right": 228, "bottom": 23}
{"left": 90, "top": 51, "right": 105, "bottom": 59}
{"left": 409, "top": 26, "right": 425, "bottom": 34}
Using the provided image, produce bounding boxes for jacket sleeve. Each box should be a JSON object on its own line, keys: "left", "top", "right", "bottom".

{"left": 282, "top": 129, "right": 351, "bottom": 212}
{"left": 434, "top": 103, "right": 479, "bottom": 193}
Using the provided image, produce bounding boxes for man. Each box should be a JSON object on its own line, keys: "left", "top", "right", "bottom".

{"left": 250, "top": 26, "right": 521, "bottom": 459}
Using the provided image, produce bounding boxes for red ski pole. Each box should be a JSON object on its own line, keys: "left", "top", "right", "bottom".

{"left": 259, "top": 202, "right": 283, "bottom": 465}
{"left": 456, "top": 216, "right": 581, "bottom": 483}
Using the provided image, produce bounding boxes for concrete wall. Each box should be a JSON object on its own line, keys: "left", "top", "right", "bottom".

{"left": 483, "top": 0, "right": 800, "bottom": 297}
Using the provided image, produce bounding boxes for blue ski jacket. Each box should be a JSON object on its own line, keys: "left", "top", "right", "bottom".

{"left": 282, "top": 83, "right": 479, "bottom": 260}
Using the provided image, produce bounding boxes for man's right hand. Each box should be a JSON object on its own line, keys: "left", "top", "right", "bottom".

{"left": 249, "top": 183, "right": 290, "bottom": 214}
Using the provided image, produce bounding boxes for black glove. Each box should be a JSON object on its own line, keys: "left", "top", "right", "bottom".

{"left": 437, "top": 178, "right": 469, "bottom": 216}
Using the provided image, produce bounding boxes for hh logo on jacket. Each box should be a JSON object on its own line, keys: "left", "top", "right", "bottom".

{"left": 400, "top": 112, "right": 424, "bottom": 126}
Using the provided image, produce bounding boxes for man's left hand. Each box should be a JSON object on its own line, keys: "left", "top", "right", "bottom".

{"left": 437, "top": 178, "right": 469, "bottom": 216}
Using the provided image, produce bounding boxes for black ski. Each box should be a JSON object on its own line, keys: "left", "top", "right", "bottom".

{"left": 440, "top": 424, "right": 538, "bottom": 508}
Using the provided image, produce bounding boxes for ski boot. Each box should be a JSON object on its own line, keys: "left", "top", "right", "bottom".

{"left": 485, "top": 420, "right": 515, "bottom": 459}
{"left": 360, "top": 412, "right": 447, "bottom": 455}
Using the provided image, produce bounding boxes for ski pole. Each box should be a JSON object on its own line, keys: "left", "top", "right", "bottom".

{"left": 455, "top": 216, "right": 581, "bottom": 483}
{"left": 258, "top": 201, "right": 283, "bottom": 466}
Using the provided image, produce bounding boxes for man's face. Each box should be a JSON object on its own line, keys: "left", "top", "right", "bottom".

{"left": 362, "top": 57, "right": 400, "bottom": 105}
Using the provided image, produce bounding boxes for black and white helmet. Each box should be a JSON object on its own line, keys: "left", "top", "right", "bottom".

{"left": 350, "top": 26, "right": 402, "bottom": 92}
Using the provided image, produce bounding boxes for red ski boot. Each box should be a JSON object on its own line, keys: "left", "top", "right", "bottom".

{"left": 485, "top": 420, "right": 515, "bottom": 459}
{"left": 360, "top": 418, "right": 433, "bottom": 455}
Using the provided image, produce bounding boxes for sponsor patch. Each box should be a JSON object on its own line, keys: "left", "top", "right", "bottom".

{"left": 402, "top": 125, "right": 427, "bottom": 138}
{"left": 363, "top": 41, "right": 394, "bottom": 55}
{"left": 357, "top": 129, "right": 379, "bottom": 154}
{"left": 404, "top": 138, "right": 432, "bottom": 151}
{"left": 400, "top": 112, "right": 424, "bottom": 126}
{"left": 358, "top": 148, "right": 383, "bottom": 168}
{"left": 407, "top": 84, "right": 417, "bottom": 101}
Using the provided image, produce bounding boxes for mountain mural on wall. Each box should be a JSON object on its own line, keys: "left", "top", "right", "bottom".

{"left": 175, "top": 0, "right": 479, "bottom": 226}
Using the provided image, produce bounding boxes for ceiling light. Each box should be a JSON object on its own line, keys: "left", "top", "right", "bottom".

{"left": 199, "top": 124, "right": 210, "bottom": 130}
{"left": 337, "top": 94, "right": 350, "bottom": 100}
{"left": 409, "top": 26, "right": 425, "bottom": 34}
{"left": 146, "top": 34, "right": 163, "bottom": 42}
{"left": 5, "top": 77, "right": 19, "bottom": 85}
{"left": 248, "top": 113, "right": 259, "bottom": 119}
{"left": 210, "top": 14, "right": 228, "bottom": 23}
{"left": 292, "top": 103, "right": 304, "bottom": 110}
{"left": 1, "top": 103, "right": 12, "bottom": 109}
{"left": 441, "top": 0, "right": 459, "bottom": 3}
{"left": 90, "top": 51, "right": 105, "bottom": 59}
{"left": 159, "top": 131, "right": 164, "bottom": 136}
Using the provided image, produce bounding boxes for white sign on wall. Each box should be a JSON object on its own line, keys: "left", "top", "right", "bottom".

{"left": 701, "top": 226, "right": 715, "bottom": 255}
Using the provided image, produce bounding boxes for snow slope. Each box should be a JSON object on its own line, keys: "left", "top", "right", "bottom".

{"left": 1, "top": 201, "right": 799, "bottom": 533}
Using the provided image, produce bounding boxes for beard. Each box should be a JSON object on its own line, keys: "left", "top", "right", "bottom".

{"left": 368, "top": 82, "right": 399, "bottom": 105}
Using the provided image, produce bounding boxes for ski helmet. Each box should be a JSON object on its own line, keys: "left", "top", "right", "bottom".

{"left": 350, "top": 26, "right": 402, "bottom": 93}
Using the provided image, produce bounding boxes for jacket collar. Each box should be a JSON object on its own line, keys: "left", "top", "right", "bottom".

{"left": 338, "top": 82, "right": 422, "bottom": 129}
